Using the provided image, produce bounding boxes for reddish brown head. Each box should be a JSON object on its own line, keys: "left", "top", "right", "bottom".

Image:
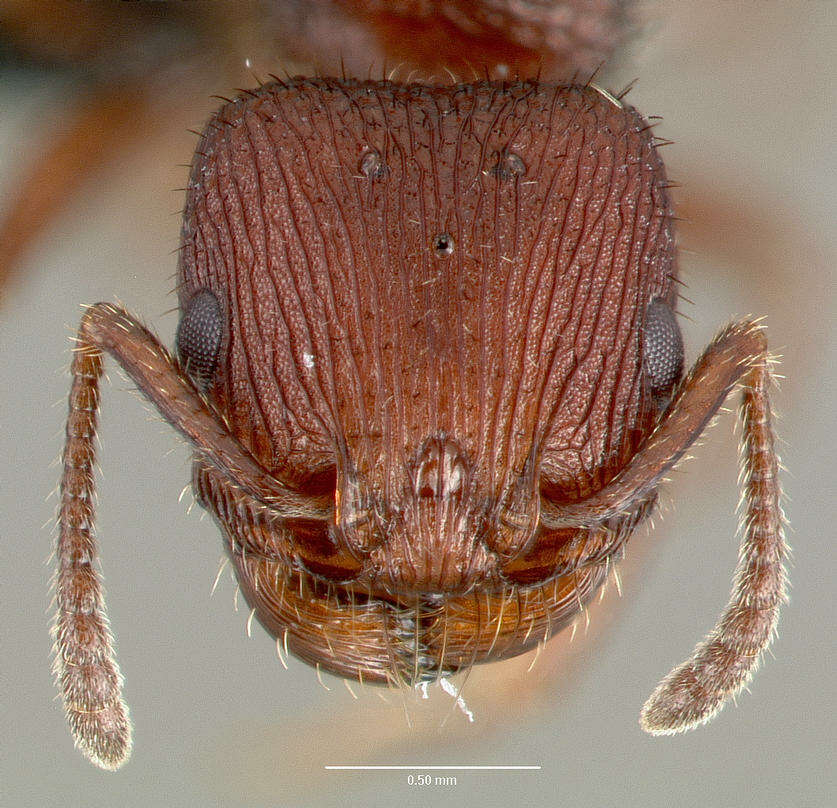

{"left": 54, "top": 78, "right": 785, "bottom": 771}
{"left": 177, "top": 78, "right": 676, "bottom": 595}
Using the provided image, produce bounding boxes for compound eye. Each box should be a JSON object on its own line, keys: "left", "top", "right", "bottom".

{"left": 643, "top": 298, "right": 684, "bottom": 401}
{"left": 176, "top": 289, "right": 224, "bottom": 389}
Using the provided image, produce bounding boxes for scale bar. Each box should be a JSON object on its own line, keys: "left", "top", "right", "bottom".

{"left": 325, "top": 765, "right": 540, "bottom": 770}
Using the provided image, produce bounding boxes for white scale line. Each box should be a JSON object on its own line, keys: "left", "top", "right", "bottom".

{"left": 325, "top": 765, "right": 540, "bottom": 770}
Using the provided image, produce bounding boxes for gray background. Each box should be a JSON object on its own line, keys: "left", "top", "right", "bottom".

{"left": 2, "top": 2, "right": 834, "bottom": 806}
